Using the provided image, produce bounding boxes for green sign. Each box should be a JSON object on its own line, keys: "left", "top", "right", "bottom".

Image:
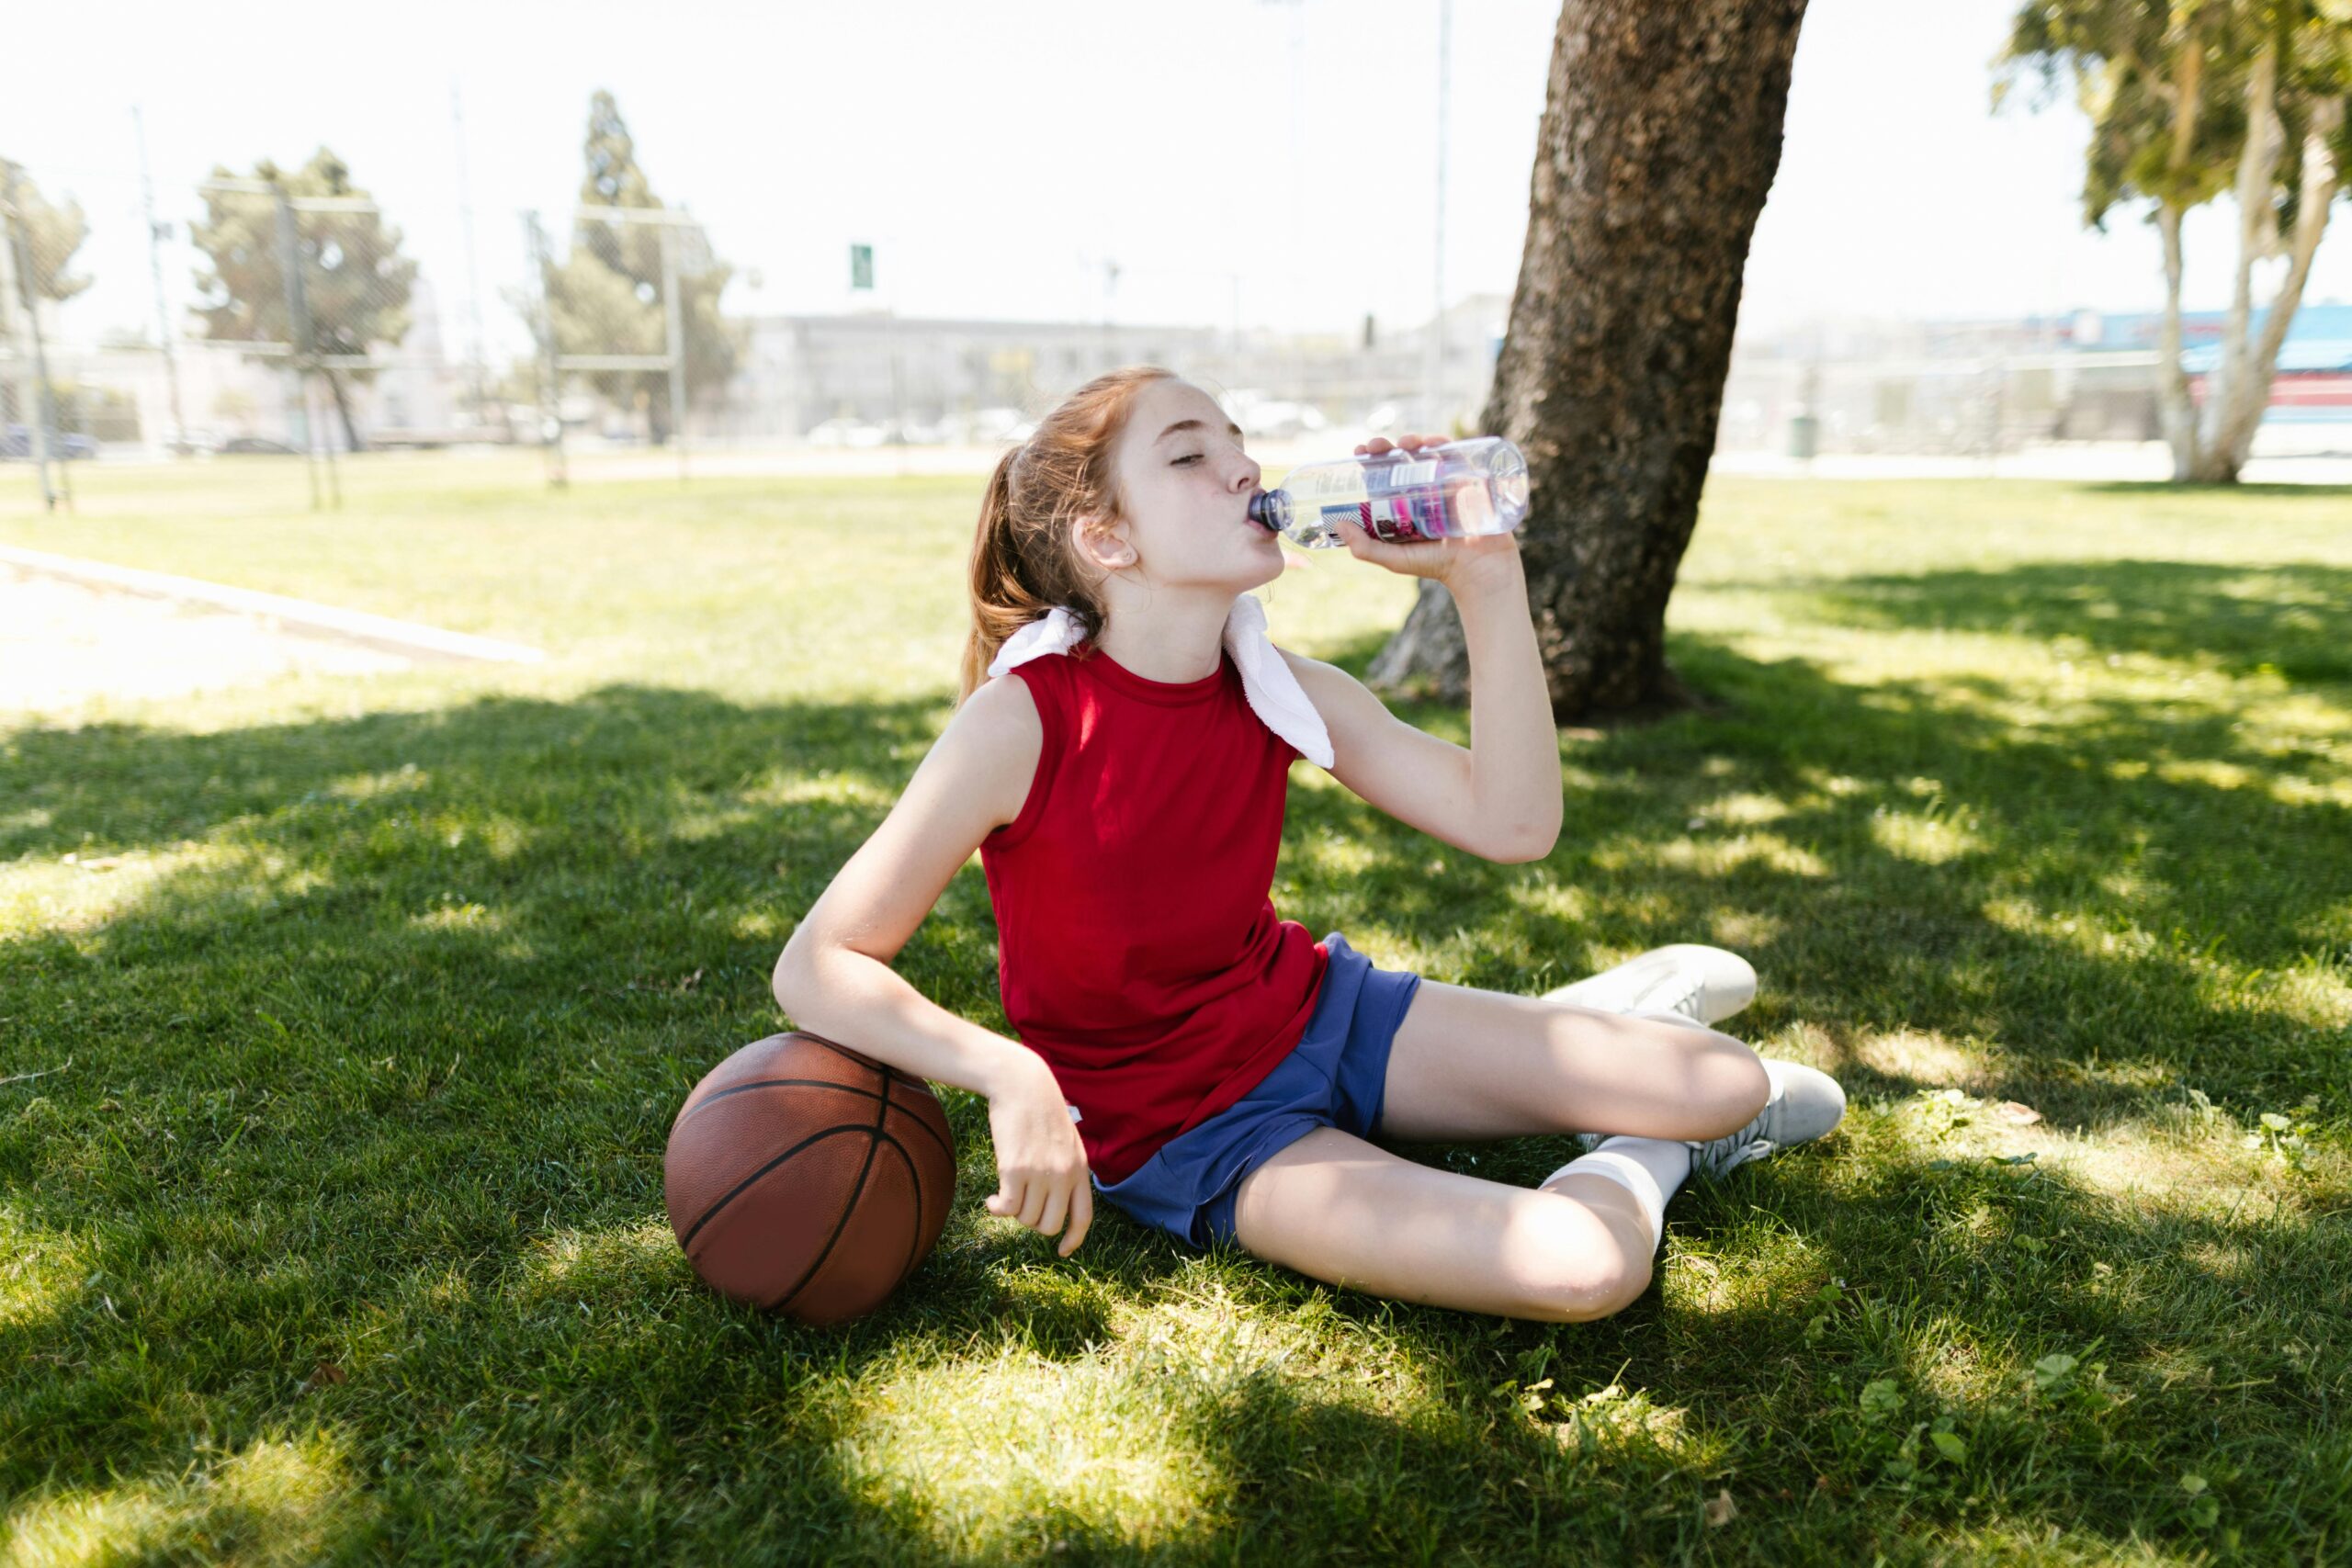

{"left": 850, "top": 244, "right": 873, "bottom": 291}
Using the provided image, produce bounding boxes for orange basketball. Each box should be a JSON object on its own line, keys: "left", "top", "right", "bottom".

{"left": 663, "top": 1032, "right": 956, "bottom": 1325}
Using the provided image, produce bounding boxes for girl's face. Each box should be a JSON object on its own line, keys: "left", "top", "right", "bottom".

{"left": 1086, "top": 379, "right": 1278, "bottom": 593}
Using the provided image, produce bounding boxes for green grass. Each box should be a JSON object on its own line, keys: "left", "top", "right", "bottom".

{"left": 2, "top": 456, "right": 2347, "bottom": 1564}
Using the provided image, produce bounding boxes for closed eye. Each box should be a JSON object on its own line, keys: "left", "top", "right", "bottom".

{"left": 1172, "top": 455, "right": 1203, "bottom": 466}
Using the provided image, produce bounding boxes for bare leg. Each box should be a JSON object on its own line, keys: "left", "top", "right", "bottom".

{"left": 1376, "top": 977, "right": 1770, "bottom": 1144}
{"left": 1230, "top": 1128, "right": 1658, "bottom": 1322}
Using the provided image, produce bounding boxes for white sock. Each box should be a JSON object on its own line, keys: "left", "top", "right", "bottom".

{"left": 1539, "top": 1136, "right": 1693, "bottom": 1251}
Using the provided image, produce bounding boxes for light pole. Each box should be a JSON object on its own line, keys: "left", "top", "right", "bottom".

{"left": 1425, "top": 0, "right": 1452, "bottom": 433}
{"left": 134, "top": 107, "right": 187, "bottom": 456}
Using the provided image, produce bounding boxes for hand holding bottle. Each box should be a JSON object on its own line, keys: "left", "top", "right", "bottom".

{"left": 1325, "top": 433, "right": 1524, "bottom": 591}
{"left": 1248, "top": 432, "right": 1531, "bottom": 590}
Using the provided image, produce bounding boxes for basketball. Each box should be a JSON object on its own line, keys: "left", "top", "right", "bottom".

{"left": 663, "top": 1031, "right": 956, "bottom": 1325}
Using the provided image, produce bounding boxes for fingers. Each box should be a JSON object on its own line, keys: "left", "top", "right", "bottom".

{"left": 1015, "top": 1177, "right": 1048, "bottom": 1231}
{"left": 1058, "top": 1181, "right": 1092, "bottom": 1258}
{"left": 990, "top": 1168, "right": 1083, "bottom": 1242}
{"left": 1356, "top": 433, "right": 1453, "bottom": 457}
{"left": 1035, "top": 1182, "right": 1069, "bottom": 1242}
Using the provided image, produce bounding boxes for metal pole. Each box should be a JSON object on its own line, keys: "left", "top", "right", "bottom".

{"left": 887, "top": 303, "right": 906, "bottom": 480}
{"left": 1427, "top": 0, "right": 1451, "bottom": 433}
{"left": 524, "top": 209, "right": 566, "bottom": 489}
{"left": 662, "top": 220, "right": 686, "bottom": 484}
{"left": 273, "top": 185, "right": 323, "bottom": 510}
{"left": 2, "top": 167, "right": 59, "bottom": 512}
{"left": 451, "top": 83, "right": 495, "bottom": 438}
{"left": 133, "top": 108, "right": 187, "bottom": 456}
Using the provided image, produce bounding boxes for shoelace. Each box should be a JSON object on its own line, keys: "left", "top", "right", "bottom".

{"left": 1690, "top": 1131, "right": 1780, "bottom": 1177}
{"left": 1688, "top": 1068, "right": 1788, "bottom": 1176}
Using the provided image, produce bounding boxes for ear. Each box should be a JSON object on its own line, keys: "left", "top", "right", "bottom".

{"left": 1070, "top": 512, "right": 1137, "bottom": 573}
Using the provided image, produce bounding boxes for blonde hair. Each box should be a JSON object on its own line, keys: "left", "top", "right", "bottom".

{"left": 956, "top": 365, "right": 1181, "bottom": 706}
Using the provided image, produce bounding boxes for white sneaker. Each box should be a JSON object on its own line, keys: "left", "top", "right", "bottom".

{"left": 1685, "top": 1058, "right": 1847, "bottom": 1179}
{"left": 1541, "top": 943, "right": 1758, "bottom": 1026}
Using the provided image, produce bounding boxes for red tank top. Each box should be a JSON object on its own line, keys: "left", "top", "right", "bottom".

{"left": 979, "top": 640, "right": 1329, "bottom": 1183}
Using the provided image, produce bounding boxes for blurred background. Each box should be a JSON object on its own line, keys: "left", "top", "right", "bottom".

{"left": 8, "top": 0, "right": 2352, "bottom": 497}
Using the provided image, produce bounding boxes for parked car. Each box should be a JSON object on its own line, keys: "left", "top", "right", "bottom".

{"left": 220, "top": 435, "right": 300, "bottom": 456}
{"left": 1, "top": 425, "right": 98, "bottom": 460}
{"left": 1238, "top": 401, "right": 1329, "bottom": 440}
{"left": 806, "top": 417, "right": 888, "bottom": 448}
{"left": 958, "top": 406, "right": 1028, "bottom": 445}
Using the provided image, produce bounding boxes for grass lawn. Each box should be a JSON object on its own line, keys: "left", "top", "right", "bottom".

{"left": 2, "top": 455, "right": 2347, "bottom": 1563}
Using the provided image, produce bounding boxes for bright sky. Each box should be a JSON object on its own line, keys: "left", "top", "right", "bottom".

{"left": 13, "top": 0, "right": 2346, "bottom": 361}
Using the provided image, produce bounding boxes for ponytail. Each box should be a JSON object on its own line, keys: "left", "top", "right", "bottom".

{"left": 955, "top": 367, "right": 1175, "bottom": 707}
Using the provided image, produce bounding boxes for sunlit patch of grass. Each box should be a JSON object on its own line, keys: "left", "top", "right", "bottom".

{"left": 1690, "top": 790, "right": 1795, "bottom": 828}
{"left": 0, "top": 1205, "right": 79, "bottom": 1331}
{"left": 325, "top": 762, "right": 434, "bottom": 801}
{"left": 1294, "top": 829, "right": 1384, "bottom": 877}
{"left": 1502, "top": 878, "right": 1599, "bottom": 929}
{"left": 0, "top": 839, "right": 243, "bottom": 940}
{"left": 1626, "top": 830, "right": 1834, "bottom": 879}
{"left": 831, "top": 1340, "right": 1228, "bottom": 1556}
{"left": 1849, "top": 1026, "right": 2005, "bottom": 1091}
{"left": 1545, "top": 1381, "right": 1710, "bottom": 1468}
{"left": 1869, "top": 806, "right": 1988, "bottom": 865}
{"left": 741, "top": 771, "right": 899, "bottom": 811}
{"left": 2, "top": 1434, "right": 378, "bottom": 1567}
{"left": 408, "top": 900, "right": 503, "bottom": 932}
{"left": 1703, "top": 907, "right": 1786, "bottom": 953}
{"left": 518, "top": 1219, "right": 682, "bottom": 1299}
{"left": 6, "top": 465, "right": 2350, "bottom": 1558}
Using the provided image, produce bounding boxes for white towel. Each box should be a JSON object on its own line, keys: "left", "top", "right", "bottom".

{"left": 985, "top": 595, "right": 1335, "bottom": 769}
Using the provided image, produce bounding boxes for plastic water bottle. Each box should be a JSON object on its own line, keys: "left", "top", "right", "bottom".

{"left": 1248, "top": 435, "right": 1530, "bottom": 548}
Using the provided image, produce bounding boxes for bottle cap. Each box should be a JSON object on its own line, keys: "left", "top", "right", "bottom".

{"left": 1247, "top": 489, "right": 1291, "bottom": 533}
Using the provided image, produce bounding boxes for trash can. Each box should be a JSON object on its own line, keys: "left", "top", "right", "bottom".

{"left": 1788, "top": 412, "right": 1819, "bottom": 461}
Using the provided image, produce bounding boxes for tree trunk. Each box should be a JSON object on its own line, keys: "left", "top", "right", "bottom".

{"left": 1367, "top": 0, "right": 1810, "bottom": 721}
{"left": 2201, "top": 93, "right": 2344, "bottom": 481}
{"left": 2156, "top": 201, "right": 2202, "bottom": 480}
{"left": 324, "top": 369, "right": 367, "bottom": 454}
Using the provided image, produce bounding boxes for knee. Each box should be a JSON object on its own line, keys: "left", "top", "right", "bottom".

{"left": 1693, "top": 1034, "right": 1770, "bottom": 1140}
{"left": 1501, "top": 1198, "right": 1655, "bottom": 1323}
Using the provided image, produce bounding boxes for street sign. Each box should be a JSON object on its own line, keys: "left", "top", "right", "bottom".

{"left": 850, "top": 243, "right": 873, "bottom": 291}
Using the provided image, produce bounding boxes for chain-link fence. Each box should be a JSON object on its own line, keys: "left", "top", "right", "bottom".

{"left": 0, "top": 130, "right": 1513, "bottom": 511}
{"left": 2, "top": 149, "right": 513, "bottom": 511}
{"left": 7, "top": 129, "right": 2287, "bottom": 514}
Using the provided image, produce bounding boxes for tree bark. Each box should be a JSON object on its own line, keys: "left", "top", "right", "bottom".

{"left": 2191, "top": 67, "right": 2342, "bottom": 484}
{"left": 1367, "top": 0, "right": 1810, "bottom": 722}
{"left": 2156, "top": 199, "right": 2201, "bottom": 479}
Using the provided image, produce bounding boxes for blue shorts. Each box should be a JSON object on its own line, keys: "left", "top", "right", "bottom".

{"left": 1091, "top": 931, "right": 1424, "bottom": 1251}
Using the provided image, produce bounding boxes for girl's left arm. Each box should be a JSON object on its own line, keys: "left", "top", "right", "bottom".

{"left": 1448, "top": 549, "right": 1564, "bottom": 861}
{"left": 1279, "top": 536, "right": 1562, "bottom": 864}
{"left": 1279, "top": 430, "right": 1562, "bottom": 863}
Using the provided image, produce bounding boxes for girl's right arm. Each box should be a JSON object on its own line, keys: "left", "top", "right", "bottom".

{"left": 771, "top": 674, "right": 1094, "bottom": 1256}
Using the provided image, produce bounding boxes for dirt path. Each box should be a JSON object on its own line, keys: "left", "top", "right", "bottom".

{"left": 2, "top": 564, "right": 413, "bottom": 716}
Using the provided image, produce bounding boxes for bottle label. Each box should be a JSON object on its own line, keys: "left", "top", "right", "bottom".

{"left": 1326, "top": 484, "right": 1448, "bottom": 545}
{"left": 1325, "top": 456, "right": 1450, "bottom": 543}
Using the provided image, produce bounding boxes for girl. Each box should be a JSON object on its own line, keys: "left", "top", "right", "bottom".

{"left": 773, "top": 367, "right": 1845, "bottom": 1322}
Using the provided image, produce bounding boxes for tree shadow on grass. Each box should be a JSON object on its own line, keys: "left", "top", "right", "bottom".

{"left": 1781, "top": 558, "right": 2352, "bottom": 682}
{"left": 2077, "top": 479, "right": 2352, "bottom": 499}
{"left": 799, "top": 1135, "right": 2348, "bottom": 1562}
{"left": 0, "top": 684, "right": 1216, "bottom": 1558}
{"left": 2, "top": 543, "right": 2348, "bottom": 1558}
